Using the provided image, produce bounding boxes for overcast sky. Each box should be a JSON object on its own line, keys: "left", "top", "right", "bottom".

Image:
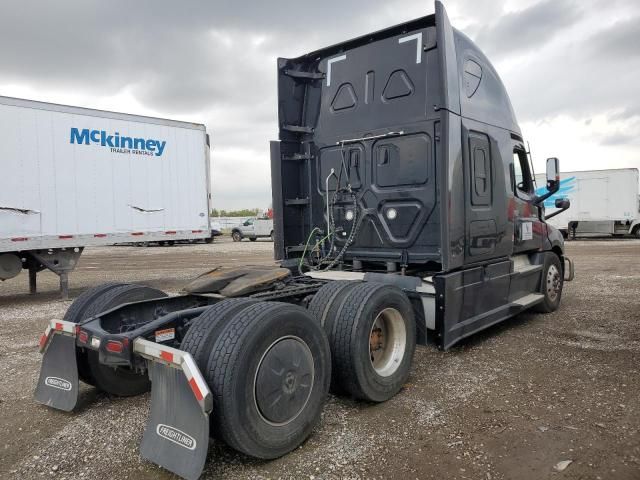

{"left": 1, "top": 0, "right": 638, "bottom": 209}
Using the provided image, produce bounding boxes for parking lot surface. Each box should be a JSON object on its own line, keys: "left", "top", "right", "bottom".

{"left": 1, "top": 237, "right": 638, "bottom": 479}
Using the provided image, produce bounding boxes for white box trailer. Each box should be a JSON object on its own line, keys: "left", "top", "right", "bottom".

{"left": 0, "top": 96, "right": 211, "bottom": 297}
{"left": 535, "top": 168, "right": 640, "bottom": 238}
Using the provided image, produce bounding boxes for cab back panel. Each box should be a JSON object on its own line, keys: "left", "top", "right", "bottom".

{"left": 273, "top": 16, "right": 445, "bottom": 266}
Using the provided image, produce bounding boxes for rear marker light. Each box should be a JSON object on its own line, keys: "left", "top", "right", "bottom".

{"left": 345, "top": 209, "right": 354, "bottom": 221}
{"left": 386, "top": 208, "right": 398, "bottom": 220}
{"left": 105, "top": 340, "right": 124, "bottom": 353}
{"left": 78, "top": 330, "right": 89, "bottom": 344}
{"left": 160, "top": 351, "right": 174, "bottom": 363}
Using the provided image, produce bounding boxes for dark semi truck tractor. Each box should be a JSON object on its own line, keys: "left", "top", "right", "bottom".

{"left": 34, "top": 3, "right": 574, "bottom": 479}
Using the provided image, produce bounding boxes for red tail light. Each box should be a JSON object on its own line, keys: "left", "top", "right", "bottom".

{"left": 78, "top": 330, "right": 89, "bottom": 344}
{"left": 105, "top": 340, "right": 124, "bottom": 353}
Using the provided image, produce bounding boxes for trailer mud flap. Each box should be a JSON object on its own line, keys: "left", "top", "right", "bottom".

{"left": 134, "top": 339, "right": 211, "bottom": 480}
{"left": 34, "top": 327, "right": 79, "bottom": 412}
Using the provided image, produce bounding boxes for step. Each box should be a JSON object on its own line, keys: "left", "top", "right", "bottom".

{"left": 512, "top": 293, "right": 544, "bottom": 307}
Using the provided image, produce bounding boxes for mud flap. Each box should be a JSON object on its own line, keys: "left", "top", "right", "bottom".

{"left": 34, "top": 333, "right": 79, "bottom": 412}
{"left": 135, "top": 339, "right": 212, "bottom": 480}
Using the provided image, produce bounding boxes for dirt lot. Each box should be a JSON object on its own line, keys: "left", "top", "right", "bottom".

{"left": 0, "top": 237, "right": 638, "bottom": 480}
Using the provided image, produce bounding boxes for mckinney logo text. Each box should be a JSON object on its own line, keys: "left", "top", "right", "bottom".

{"left": 70, "top": 128, "right": 167, "bottom": 157}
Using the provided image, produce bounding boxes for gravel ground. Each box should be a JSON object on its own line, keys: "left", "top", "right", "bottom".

{"left": 0, "top": 237, "right": 638, "bottom": 479}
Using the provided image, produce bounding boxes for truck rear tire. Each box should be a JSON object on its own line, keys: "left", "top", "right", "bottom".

{"left": 308, "top": 281, "right": 359, "bottom": 394}
{"left": 83, "top": 284, "right": 167, "bottom": 396}
{"left": 308, "top": 280, "right": 358, "bottom": 328}
{"left": 204, "top": 302, "right": 330, "bottom": 459}
{"left": 533, "top": 253, "right": 563, "bottom": 313}
{"left": 63, "top": 282, "right": 127, "bottom": 385}
{"left": 331, "top": 282, "right": 416, "bottom": 402}
{"left": 180, "top": 298, "right": 256, "bottom": 370}
{"left": 232, "top": 231, "right": 242, "bottom": 242}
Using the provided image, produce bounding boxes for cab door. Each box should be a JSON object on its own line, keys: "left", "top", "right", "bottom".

{"left": 511, "top": 144, "right": 544, "bottom": 254}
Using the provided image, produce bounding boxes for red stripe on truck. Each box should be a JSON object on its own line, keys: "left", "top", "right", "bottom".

{"left": 58, "top": 235, "right": 73, "bottom": 239}
{"left": 160, "top": 351, "right": 174, "bottom": 363}
{"left": 11, "top": 237, "right": 28, "bottom": 242}
{"left": 165, "top": 231, "right": 176, "bottom": 235}
{"left": 131, "top": 232, "right": 144, "bottom": 236}
{"left": 93, "top": 233, "right": 107, "bottom": 238}
{"left": 188, "top": 377, "right": 204, "bottom": 401}
{"left": 192, "top": 230, "right": 203, "bottom": 233}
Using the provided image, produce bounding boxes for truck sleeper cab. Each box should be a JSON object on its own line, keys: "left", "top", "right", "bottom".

{"left": 34, "top": 3, "right": 573, "bottom": 480}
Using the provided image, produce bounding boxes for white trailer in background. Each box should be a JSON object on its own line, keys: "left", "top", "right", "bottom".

{"left": 0, "top": 96, "right": 211, "bottom": 297}
{"left": 535, "top": 168, "right": 640, "bottom": 238}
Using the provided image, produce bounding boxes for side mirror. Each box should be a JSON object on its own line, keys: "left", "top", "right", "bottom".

{"left": 535, "top": 157, "right": 561, "bottom": 205}
{"left": 545, "top": 196, "right": 571, "bottom": 220}
{"left": 546, "top": 157, "right": 559, "bottom": 191}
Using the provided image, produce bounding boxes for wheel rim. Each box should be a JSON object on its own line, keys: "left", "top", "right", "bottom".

{"left": 369, "top": 307, "right": 407, "bottom": 377}
{"left": 546, "top": 264, "right": 561, "bottom": 302}
{"left": 254, "top": 336, "right": 314, "bottom": 426}
{"left": 233, "top": 232, "right": 240, "bottom": 241}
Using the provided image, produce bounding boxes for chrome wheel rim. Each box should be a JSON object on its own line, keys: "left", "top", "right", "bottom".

{"left": 369, "top": 308, "right": 407, "bottom": 377}
{"left": 546, "top": 264, "right": 561, "bottom": 302}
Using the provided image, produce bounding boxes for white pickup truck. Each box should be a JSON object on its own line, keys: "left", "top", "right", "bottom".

{"left": 231, "top": 218, "right": 274, "bottom": 242}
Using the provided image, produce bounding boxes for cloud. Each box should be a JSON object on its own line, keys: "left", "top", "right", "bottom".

{"left": 474, "top": 0, "right": 583, "bottom": 58}
{"left": 588, "top": 16, "right": 640, "bottom": 59}
{"left": 0, "top": 0, "right": 638, "bottom": 208}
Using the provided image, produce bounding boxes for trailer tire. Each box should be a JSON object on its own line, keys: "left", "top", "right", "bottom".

{"left": 331, "top": 282, "right": 415, "bottom": 402}
{"left": 180, "top": 298, "right": 256, "bottom": 370}
{"left": 205, "top": 302, "right": 330, "bottom": 459}
{"left": 63, "top": 282, "right": 127, "bottom": 385}
{"left": 232, "top": 230, "right": 242, "bottom": 242}
{"left": 533, "top": 253, "right": 563, "bottom": 313}
{"left": 84, "top": 284, "right": 167, "bottom": 396}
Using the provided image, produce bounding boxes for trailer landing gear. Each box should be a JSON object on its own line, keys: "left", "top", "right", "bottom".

{"left": 25, "top": 248, "right": 84, "bottom": 299}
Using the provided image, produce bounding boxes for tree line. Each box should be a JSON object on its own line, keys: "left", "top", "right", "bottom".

{"left": 211, "top": 208, "right": 261, "bottom": 217}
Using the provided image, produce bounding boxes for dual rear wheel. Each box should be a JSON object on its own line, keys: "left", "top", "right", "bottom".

{"left": 180, "top": 299, "right": 331, "bottom": 459}
{"left": 63, "top": 283, "right": 167, "bottom": 396}
{"left": 309, "top": 281, "right": 416, "bottom": 402}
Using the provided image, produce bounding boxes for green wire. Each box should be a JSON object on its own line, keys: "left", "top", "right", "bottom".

{"left": 299, "top": 227, "right": 333, "bottom": 271}
{"left": 299, "top": 227, "right": 321, "bottom": 270}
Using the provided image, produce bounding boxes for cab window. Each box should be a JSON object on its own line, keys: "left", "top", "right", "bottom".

{"left": 513, "top": 148, "right": 533, "bottom": 195}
